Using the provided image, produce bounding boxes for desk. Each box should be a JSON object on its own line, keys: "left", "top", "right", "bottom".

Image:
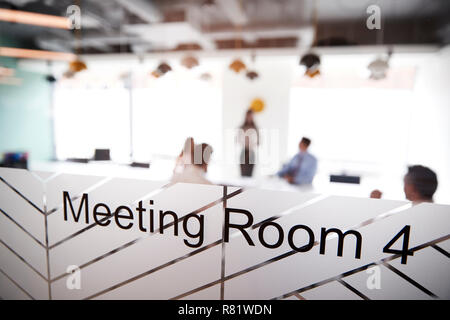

{"left": 28, "top": 159, "right": 412, "bottom": 203}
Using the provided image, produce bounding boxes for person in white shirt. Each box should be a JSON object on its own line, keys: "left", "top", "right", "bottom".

{"left": 171, "top": 142, "right": 213, "bottom": 185}
{"left": 173, "top": 137, "right": 195, "bottom": 174}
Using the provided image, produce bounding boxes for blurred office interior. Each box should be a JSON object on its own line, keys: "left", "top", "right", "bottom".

{"left": 0, "top": 0, "right": 449, "bottom": 203}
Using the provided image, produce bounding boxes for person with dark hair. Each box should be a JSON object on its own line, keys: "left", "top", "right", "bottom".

{"left": 403, "top": 165, "right": 438, "bottom": 203}
{"left": 277, "top": 137, "right": 317, "bottom": 185}
{"left": 370, "top": 165, "right": 438, "bottom": 204}
{"left": 238, "top": 109, "right": 259, "bottom": 177}
{"left": 171, "top": 142, "right": 213, "bottom": 185}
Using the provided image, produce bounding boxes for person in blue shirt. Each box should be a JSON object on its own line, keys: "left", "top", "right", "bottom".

{"left": 277, "top": 137, "right": 317, "bottom": 185}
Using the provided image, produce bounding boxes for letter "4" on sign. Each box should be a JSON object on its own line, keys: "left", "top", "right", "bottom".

{"left": 383, "top": 225, "right": 414, "bottom": 264}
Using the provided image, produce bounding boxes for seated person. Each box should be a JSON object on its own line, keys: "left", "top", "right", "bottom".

{"left": 277, "top": 137, "right": 317, "bottom": 185}
{"left": 403, "top": 165, "right": 438, "bottom": 204}
{"left": 370, "top": 189, "right": 383, "bottom": 199}
{"left": 173, "top": 137, "right": 195, "bottom": 174}
{"left": 370, "top": 165, "right": 438, "bottom": 204}
{"left": 171, "top": 143, "right": 213, "bottom": 185}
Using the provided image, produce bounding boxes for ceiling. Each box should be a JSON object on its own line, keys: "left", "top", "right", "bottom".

{"left": 1, "top": 0, "right": 449, "bottom": 55}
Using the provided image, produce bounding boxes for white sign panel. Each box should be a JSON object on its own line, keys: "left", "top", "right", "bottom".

{"left": 0, "top": 168, "right": 449, "bottom": 300}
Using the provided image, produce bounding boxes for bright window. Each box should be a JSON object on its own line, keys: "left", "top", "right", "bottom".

{"left": 288, "top": 87, "right": 413, "bottom": 175}
{"left": 53, "top": 87, "right": 131, "bottom": 162}
{"left": 132, "top": 74, "right": 222, "bottom": 162}
{"left": 53, "top": 72, "right": 222, "bottom": 163}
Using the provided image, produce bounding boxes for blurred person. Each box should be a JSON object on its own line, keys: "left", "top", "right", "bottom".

{"left": 173, "top": 137, "right": 194, "bottom": 174}
{"left": 403, "top": 165, "right": 438, "bottom": 204}
{"left": 277, "top": 137, "right": 317, "bottom": 185}
{"left": 370, "top": 165, "right": 438, "bottom": 204}
{"left": 370, "top": 189, "right": 383, "bottom": 199}
{"left": 171, "top": 143, "right": 213, "bottom": 185}
{"left": 238, "top": 109, "right": 259, "bottom": 177}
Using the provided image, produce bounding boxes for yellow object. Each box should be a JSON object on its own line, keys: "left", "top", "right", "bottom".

{"left": 305, "top": 68, "right": 320, "bottom": 78}
{"left": 250, "top": 98, "right": 265, "bottom": 113}
{"left": 229, "top": 58, "right": 246, "bottom": 73}
{"left": 181, "top": 55, "right": 199, "bottom": 69}
{"left": 69, "top": 59, "right": 87, "bottom": 72}
{"left": 150, "top": 70, "right": 161, "bottom": 78}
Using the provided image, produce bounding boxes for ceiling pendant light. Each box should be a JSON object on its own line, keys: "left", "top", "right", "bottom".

{"left": 299, "top": 2, "right": 321, "bottom": 78}
{"left": 199, "top": 72, "right": 212, "bottom": 81}
{"left": 366, "top": 10, "right": 391, "bottom": 81}
{"left": 300, "top": 53, "right": 321, "bottom": 78}
{"left": 150, "top": 62, "right": 172, "bottom": 78}
{"left": 157, "top": 62, "right": 172, "bottom": 74}
{"left": 63, "top": 0, "right": 87, "bottom": 78}
{"left": 63, "top": 57, "right": 87, "bottom": 78}
{"left": 181, "top": 55, "right": 199, "bottom": 69}
{"left": 368, "top": 49, "right": 392, "bottom": 80}
{"left": 245, "top": 52, "right": 259, "bottom": 80}
{"left": 246, "top": 70, "right": 259, "bottom": 80}
{"left": 45, "top": 61, "right": 57, "bottom": 83}
{"left": 150, "top": 70, "right": 161, "bottom": 78}
{"left": 367, "top": 56, "right": 389, "bottom": 80}
{"left": 229, "top": 18, "right": 246, "bottom": 74}
{"left": 229, "top": 58, "right": 246, "bottom": 73}
{"left": 69, "top": 59, "right": 87, "bottom": 72}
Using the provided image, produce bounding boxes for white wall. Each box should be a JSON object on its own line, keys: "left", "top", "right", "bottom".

{"left": 407, "top": 47, "right": 450, "bottom": 203}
